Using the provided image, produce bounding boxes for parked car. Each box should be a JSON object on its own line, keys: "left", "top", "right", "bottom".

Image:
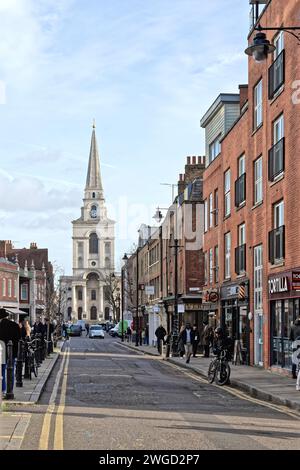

{"left": 68, "top": 324, "right": 82, "bottom": 337}
{"left": 109, "top": 324, "right": 119, "bottom": 337}
{"left": 89, "top": 325, "right": 105, "bottom": 339}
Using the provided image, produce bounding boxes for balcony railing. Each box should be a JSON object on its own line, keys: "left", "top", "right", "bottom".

{"left": 269, "top": 50, "right": 285, "bottom": 99}
{"left": 235, "top": 244, "right": 246, "bottom": 275}
{"left": 268, "top": 137, "right": 285, "bottom": 182}
{"left": 235, "top": 173, "right": 246, "bottom": 207}
{"left": 269, "top": 225, "right": 285, "bottom": 264}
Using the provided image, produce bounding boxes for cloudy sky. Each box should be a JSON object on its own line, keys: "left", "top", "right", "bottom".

{"left": 0, "top": 0, "right": 250, "bottom": 273}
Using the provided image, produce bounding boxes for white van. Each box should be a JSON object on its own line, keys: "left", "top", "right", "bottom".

{"left": 76, "top": 320, "right": 86, "bottom": 331}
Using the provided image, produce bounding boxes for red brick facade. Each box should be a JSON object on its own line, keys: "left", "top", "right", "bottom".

{"left": 203, "top": 0, "right": 300, "bottom": 370}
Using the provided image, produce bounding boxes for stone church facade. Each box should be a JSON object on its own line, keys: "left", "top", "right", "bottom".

{"left": 61, "top": 125, "right": 115, "bottom": 323}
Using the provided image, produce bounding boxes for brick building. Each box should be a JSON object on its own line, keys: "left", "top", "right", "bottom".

{"left": 122, "top": 156, "right": 206, "bottom": 345}
{"left": 202, "top": 0, "right": 300, "bottom": 372}
{"left": 0, "top": 258, "right": 19, "bottom": 313}
{"left": 0, "top": 241, "right": 53, "bottom": 324}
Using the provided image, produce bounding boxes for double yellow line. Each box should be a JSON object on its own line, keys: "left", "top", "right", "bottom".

{"left": 39, "top": 346, "right": 70, "bottom": 450}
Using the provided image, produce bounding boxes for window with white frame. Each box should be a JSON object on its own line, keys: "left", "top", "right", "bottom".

{"left": 14, "top": 280, "right": 17, "bottom": 298}
{"left": 254, "top": 156, "right": 263, "bottom": 204}
{"left": 8, "top": 279, "right": 12, "bottom": 297}
{"left": 204, "top": 252, "right": 208, "bottom": 284}
{"left": 239, "top": 223, "right": 246, "bottom": 246}
{"left": 274, "top": 31, "right": 284, "bottom": 59}
{"left": 225, "top": 232, "right": 231, "bottom": 279}
{"left": 254, "top": 79, "right": 263, "bottom": 129}
{"left": 21, "top": 283, "right": 28, "bottom": 301}
{"left": 238, "top": 154, "right": 246, "bottom": 177}
{"left": 214, "top": 189, "right": 219, "bottom": 226}
{"left": 273, "top": 114, "right": 284, "bottom": 144}
{"left": 209, "top": 136, "right": 221, "bottom": 164}
{"left": 224, "top": 169, "right": 231, "bottom": 217}
{"left": 274, "top": 199, "right": 284, "bottom": 228}
{"left": 214, "top": 246, "right": 219, "bottom": 283}
{"left": 209, "top": 248, "right": 213, "bottom": 284}
{"left": 204, "top": 199, "right": 208, "bottom": 232}
{"left": 2, "top": 278, "right": 5, "bottom": 296}
{"left": 254, "top": 245, "right": 263, "bottom": 311}
{"left": 209, "top": 193, "right": 213, "bottom": 228}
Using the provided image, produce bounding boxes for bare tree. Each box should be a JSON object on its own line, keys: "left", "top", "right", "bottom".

{"left": 103, "top": 274, "right": 121, "bottom": 323}
{"left": 45, "top": 262, "right": 64, "bottom": 321}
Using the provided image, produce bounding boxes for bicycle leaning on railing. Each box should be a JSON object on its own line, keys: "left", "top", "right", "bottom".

{"left": 207, "top": 347, "right": 231, "bottom": 386}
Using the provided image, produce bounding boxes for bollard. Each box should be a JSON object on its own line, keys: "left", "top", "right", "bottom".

{"left": 5, "top": 341, "right": 14, "bottom": 400}
{"left": 0, "top": 342, "right": 2, "bottom": 410}
{"left": 23, "top": 341, "right": 31, "bottom": 380}
{"left": 16, "top": 340, "right": 24, "bottom": 387}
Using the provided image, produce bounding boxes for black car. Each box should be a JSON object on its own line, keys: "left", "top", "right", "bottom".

{"left": 68, "top": 324, "right": 82, "bottom": 337}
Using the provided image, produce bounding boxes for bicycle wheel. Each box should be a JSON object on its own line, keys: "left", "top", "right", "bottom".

{"left": 31, "top": 354, "right": 38, "bottom": 378}
{"left": 217, "top": 361, "right": 230, "bottom": 386}
{"left": 208, "top": 359, "right": 218, "bottom": 384}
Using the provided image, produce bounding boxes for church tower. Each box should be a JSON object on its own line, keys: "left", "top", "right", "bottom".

{"left": 71, "top": 123, "right": 115, "bottom": 323}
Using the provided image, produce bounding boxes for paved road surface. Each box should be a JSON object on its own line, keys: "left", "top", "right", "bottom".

{"left": 14, "top": 334, "right": 300, "bottom": 450}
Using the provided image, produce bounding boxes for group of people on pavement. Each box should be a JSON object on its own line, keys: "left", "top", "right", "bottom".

{"left": 0, "top": 311, "right": 56, "bottom": 394}
{"left": 155, "top": 321, "right": 215, "bottom": 363}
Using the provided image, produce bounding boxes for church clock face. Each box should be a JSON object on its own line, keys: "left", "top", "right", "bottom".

{"left": 90, "top": 205, "right": 97, "bottom": 218}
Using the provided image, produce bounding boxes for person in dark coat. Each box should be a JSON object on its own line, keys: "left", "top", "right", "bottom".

{"left": 85, "top": 323, "right": 90, "bottom": 336}
{"left": 155, "top": 325, "right": 167, "bottom": 354}
{"left": 19, "top": 320, "right": 27, "bottom": 340}
{"left": 33, "top": 317, "right": 44, "bottom": 336}
{"left": 180, "top": 323, "right": 196, "bottom": 364}
{"left": 192, "top": 324, "right": 200, "bottom": 357}
{"left": 0, "top": 309, "right": 21, "bottom": 392}
{"left": 290, "top": 317, "right": 300, "bottom": 378}
{"left": 201, "top": 321, "right": 213, "bottom": 358}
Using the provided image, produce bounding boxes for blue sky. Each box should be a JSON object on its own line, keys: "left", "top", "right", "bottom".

{"left": 0, "top": 0, "right": 249, "bottom": 273}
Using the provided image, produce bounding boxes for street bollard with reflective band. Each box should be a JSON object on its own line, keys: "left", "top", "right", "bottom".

{"left": 5, "top": 340, "right": 14, "bottom": 400}
{"left": 16, "top": 340, "right": 24, "bottom": 387}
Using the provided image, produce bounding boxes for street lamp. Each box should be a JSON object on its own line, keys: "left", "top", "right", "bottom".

{"left": 245, "top": 24, "right": 300, "bottom": 62}
{"left": 121, "top": 253, "right": 128, "bottom": 342}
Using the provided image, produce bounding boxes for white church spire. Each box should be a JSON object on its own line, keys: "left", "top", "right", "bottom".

{"left": 85, "top": 121, "right": 103, "bottom": 195}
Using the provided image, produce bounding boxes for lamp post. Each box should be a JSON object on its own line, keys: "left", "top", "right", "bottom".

{"left": 245, "top": 24, "right": 300, "bottom": 62}
{"left": 121, "top": 253, "right": 128, "bottom": 343}
{"left": 169, "top": 238, "right": 180, "bottom": 357}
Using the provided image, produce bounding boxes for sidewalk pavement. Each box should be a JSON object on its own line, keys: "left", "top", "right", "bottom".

{"left": 2, "top": 340, "right": 64, "bottom": 406}
{"left": 0, "top": 412, "right": 31, "bottom": 450}
{"left": 122, "top": 341, "right": 300, "bottom": 413}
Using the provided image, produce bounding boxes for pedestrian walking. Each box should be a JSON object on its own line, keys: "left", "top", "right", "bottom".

{"left": 24, "top": 319, "right": 31, "bottom": 338}
{"left": 85, "top": 323, "right": 90, "bottom": 336}
{"left": 180, "top": 323, "right": 195, "bottom": 364}
{"left": 290, "top": 316, "right": 300, "bottom": 379}
{"left": 126, "top": 326, "right": 132, "bottom": 342}
{"left": 202, "top": 321, "right": 213, "bottom": 358}
{"left": 155, "top": 324, "right": 166, "bottom": 354}
{"left": 19, "top": 319, "right": 27, "bottom": 340}
{"left": 192, "top": 324, "right": 200, "bottom": 357}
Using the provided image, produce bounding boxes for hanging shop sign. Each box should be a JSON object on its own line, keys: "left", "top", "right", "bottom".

{"left": 208, "top": 291, "right": 219, "bottom": 303}
{"left": 292, "top": 272, "right": 300, "bottom": 291}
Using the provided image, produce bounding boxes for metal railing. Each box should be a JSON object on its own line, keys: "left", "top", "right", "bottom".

{"left": 269, "top": 50, "right": 285, "bottom": 99}
{"left": 235, "top": 173, "right": 246, "bottom": 207}
{"left": 268, "top": 137, "right": 285, "bottom": 181}
{"left": 269, "top": 225, "right": 285, "bottom": 264}
{"left": 235, "top": 244, "right": 246, "bottom": 275}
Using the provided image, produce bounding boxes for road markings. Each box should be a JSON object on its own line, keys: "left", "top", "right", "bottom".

{"left": 167, "top": 361, "right": 300, "bottom": 420}
{"left": 39, "top": 347, "right": 68, "bottom": 450}
{"left": 53, "top": 347, "right": 70, "bottom": 450}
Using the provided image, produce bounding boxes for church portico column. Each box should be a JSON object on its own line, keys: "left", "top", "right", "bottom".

{"left": 72, "top": 285, "right": 77, "bottom": 320}
{"left": 99, "top": 283, "right": 104, "bottom": 321}
{"left": 83, "top": 284, "right": 87, "bottom": 319}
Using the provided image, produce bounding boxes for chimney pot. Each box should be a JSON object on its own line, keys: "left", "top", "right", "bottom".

{"left": 192, "top": 156, "right": 196, "bottom": 164}
{"left": 187, "top": 156, "right": 191, "bottom": 164}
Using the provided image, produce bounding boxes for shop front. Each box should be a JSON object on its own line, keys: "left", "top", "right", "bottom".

{"left": 269, "top": 270, "right": 300, "bottom": 370}
{"left": 220, "top": 280, "right": 250, "bottom": 364}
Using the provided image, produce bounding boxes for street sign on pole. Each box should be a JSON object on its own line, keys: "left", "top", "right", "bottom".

{"left": 145, "top": 286, "right": 155, "bottom": 296}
